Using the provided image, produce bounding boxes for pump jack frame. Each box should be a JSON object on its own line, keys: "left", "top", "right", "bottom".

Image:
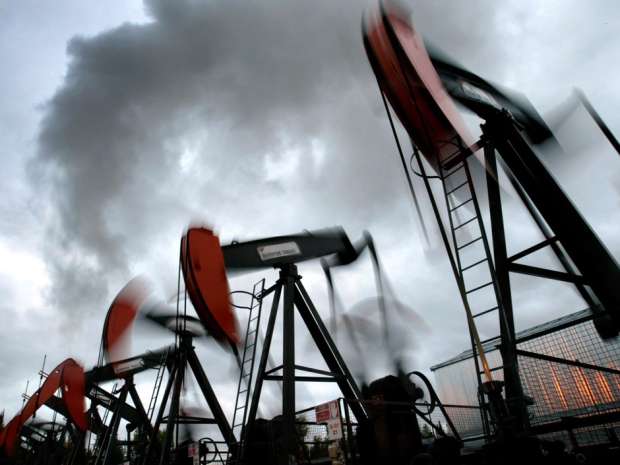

{"left": 407, "top": 105, "right": 620, "bottom": 437}
{"left": 141, "top": 335, "right": 237, "bottom": 465}
{"left": 242, "top": 264, "right": 367, "bottom": 465}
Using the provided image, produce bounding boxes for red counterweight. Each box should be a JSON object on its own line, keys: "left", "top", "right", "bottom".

{"left": 181, "top": 228, "right": 240, "bottom": 346}
{"left": 363, "top": 3, "right": 476, "bottom": 171}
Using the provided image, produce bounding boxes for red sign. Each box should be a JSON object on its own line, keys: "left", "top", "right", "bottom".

{"left": 315, "top": 402, "right": 332, "bottom": 423}
{"left": 315, "top": 400, "right": 342, "bottom": 440}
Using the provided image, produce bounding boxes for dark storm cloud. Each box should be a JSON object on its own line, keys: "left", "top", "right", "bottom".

{"left": 32, "top": 0, "right": 370, "bottom": 314}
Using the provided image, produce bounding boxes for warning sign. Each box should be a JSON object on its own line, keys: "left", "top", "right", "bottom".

{"left": 315, "top": 400, "right": 342, "bottom": 440}
{"left": 315, "top": 402, "right": 331, "bottom": 423}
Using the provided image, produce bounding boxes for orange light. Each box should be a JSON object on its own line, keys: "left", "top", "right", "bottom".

{"left": 593, "top": 371, "right": 614, "bottom": 404}
{"left": 537, "top": 370, "right": 553, "bottom": 412}
{"left": 573, "top": 367, "right": 596, "bottom": 407}
{"left": 550, "top": 366, "right": 568, "bottom": 411}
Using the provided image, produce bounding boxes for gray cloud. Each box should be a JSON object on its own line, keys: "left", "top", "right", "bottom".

{"left": 32, "top": 0, "right": 387, "bottom": 315}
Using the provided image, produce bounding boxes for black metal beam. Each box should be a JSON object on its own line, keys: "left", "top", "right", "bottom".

{"left": 507, "top": 236, "right": 558, "bottom": 263}
{"left": 127, "top": 380, "right": 154, "bottom": 437}
{"left": 141, "top": 363, "right": 177, "bottom": 465}
{"left": 516, "top": 349, "right": 620, "bottom": 376}
{"left": 281, "top": 265, "right": 297, "bottom": 465}
{"left": 257, "top": 283, "right": 278, "bottom": 299}
{"left": 87, "top": 385, "right": 143, "bottom": 425}
{"left": 263, "top": 364, "right": 284, "bottom": 376}
{"left": 161, "top": 415, "right": 217, "bottom": 425}
{"left": 264, "top": 375, "right": 337, "bottom": 383}
{"left": 159, "top": 350, "right": 185, "bottom": 465}
{"left": 294, "top": 365, "right": 339, "bottom": 377}
{"left": 186, "top": 343, "right": 237, "bottom": 449}
{"left": 86, "top": 346, "right": 172, "bottom": 384}
{"left": 508, "top": 262, "right": 586, "bottom": 284}
{"left": 484, "top": 141, "right": 528, "bottom": 432}
{"left": 89, "top": 406, "right": 107, "bottom": 438}
{"left": 295, "top": 281, "right": 367, "bottom": 422}
{"left": 222, "top": 229, "right": 356, "bottom": 270}
{"left": 576, "top": 89, "right": 620, "bottom": 156}
{"left": 21, "top": 425, "right": 47, "bottom": 443}
{"left": 43, "top": 395, "right": 70, "bottom": 421}
{"left": 529, "top": 409, "right": 620, "bottom": 436}
{"left": 95, "top": 383, "right": 128, "bottom": 465}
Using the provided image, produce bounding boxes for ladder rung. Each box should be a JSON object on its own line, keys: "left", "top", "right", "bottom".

{"left": 457, "top": 236, "right": 482, "bottom": 251}
{"left": 465, "top": 281, "right": 493, "bottom": 295}
{"left": 473, "top": 306, "right": 499, "bottom": 318}
{"left": 246, "top": 343, "right": 255, "bottom": 349}
{"left": 453, "top": 216, "right": 477, "bottom": 231}
{"left": 446, "top": 180, "right": 469, "bottom": 196}
{"left": 461, "top": 258, "right": 488, "bottom": 272}
{"left": 244, "top": 339, "right": 256, "bottom": 350}
{"left": 442, "top": 163, "right": 464, "bottom": 178}
{"left": 449, "top": 198, "right": 473, "bottom": 212}
{"left": 249, "top": 316, "right": 259, "bottom": 322}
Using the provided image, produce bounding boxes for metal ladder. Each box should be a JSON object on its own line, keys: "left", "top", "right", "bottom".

{"left": 99, "top": 383, "right": 117, "bottom": 428}
{"left": 437, "top": 146, "right": 506, "bottom": 433}
{"left": 230, "top": 279, "right": 266, "bottom": 458}
{"left": 91, "top": 382, "right": 118, "bottom": 464}
{"left": 146, "top": 350, "right": 169, "bottom": 423}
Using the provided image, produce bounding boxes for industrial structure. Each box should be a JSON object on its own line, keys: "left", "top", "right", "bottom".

{"left": 1, "top": 1, "right": 620, "bottom": 464}
{"left": 432, "top": 309, "right": 620, "bottom": 446}
{"left": 364, "top": 0, "right": 620, "bottom": 447}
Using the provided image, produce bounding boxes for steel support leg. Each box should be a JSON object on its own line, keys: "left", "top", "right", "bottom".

{"left": 159, "top": 350, "right": 186, "bottom": 465}
{"left": 187, "top": 344, "right": 237, "bottom": 450}
{"left": 127, "top": 379, "right": 154, "bottom": 438}
{"left": 281, "top": 265, "right": 297, "bottom": 465}
{"left": 142, "top": 363, "right": 177, "bottom": 465}
{"left": 96, "top": 384, "right": 129, "bottom": 465}
{"left": 294, "top": 281, "right": 366, "bottom": 422}
{"left": 483, "top": 141, "right": 528, "bottom": 432}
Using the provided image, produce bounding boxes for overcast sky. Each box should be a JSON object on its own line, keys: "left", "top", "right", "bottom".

{"left": 1, "top": 0, "right": 620, "bottom": 430}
